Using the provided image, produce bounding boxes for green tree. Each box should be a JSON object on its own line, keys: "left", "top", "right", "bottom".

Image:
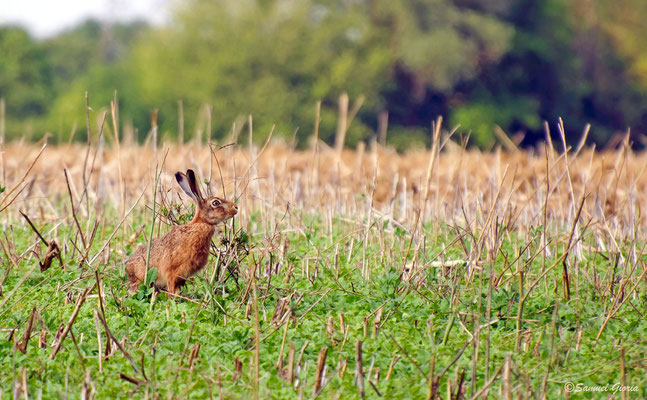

{"left": 597, "top": 0, "right": 647, "bottom": 86}
{"left": 119, "top": 0, "right": 515, "bottom": 147}
{"left": 6, "top": 0, "right": 646, "bottom": 148}
{"left": 123, "top": 0, "right": 392, "bottom": 145}
{"left": 365, "top": 0, "right": 514, "bottom": 147}
{"left": 587, "top": 0, "right": 647, "bottom": 141}
{"left": 43, "top": 20, "right": 149, "bottom": 142}
{"left": 43, "top": 20, "right": 147, "bottom": 87}
{"left": 451, "top": 0, "right": 647, "bottom": 146}
{"left": 0, "top": 26, "right": 53, "bottom": 138}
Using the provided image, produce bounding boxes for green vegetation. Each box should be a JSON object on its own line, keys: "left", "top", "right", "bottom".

{"left": 1, "top": 204, "right": 645, "bottom": 398}
{"left": 2, "top": 0, "right": 647, "bottom": 147}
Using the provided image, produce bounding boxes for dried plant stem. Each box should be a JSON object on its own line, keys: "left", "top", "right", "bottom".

{"left": 178, "top": 100, "right": 184, "bottom": 145}
{"left": 596, "top": 266, "right": 647, "bottom": 340}
{"left": 0, "top": 97, "right": 5, "bottom": 184}
{"left": 144, "top": 151, "right": 168, "bottom": 286}
{"left": 335, "top": 93, "right": 349, "bottom": 155}
{"left": 313, "top": 346, "right": 328, "bottom": 396}
{"left": 96, "top": 309, "right": 141, "bottom": 376}
{"left": 0, "top": 142, "right": 46, "bottom": 213}
{"left": 355, "top": 340, "right": 364, "bottom": 397}
{"left": 252, "top": 270, "right": 260, "bottom": 400}
{"left": 49, "top": 284, "right": 95, "bottom": 359}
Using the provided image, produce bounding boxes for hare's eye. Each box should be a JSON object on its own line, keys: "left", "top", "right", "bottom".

{"left": 211, "top": 199, "right": 221, "bottom": 207}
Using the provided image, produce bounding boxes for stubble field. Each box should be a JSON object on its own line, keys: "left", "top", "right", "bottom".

{"left": 1, "top": 130, "right": 646, "bottom": 398}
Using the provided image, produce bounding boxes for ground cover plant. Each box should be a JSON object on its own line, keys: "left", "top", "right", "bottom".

{"left": 1, "top": 118, "right": 646, "bottom": 398}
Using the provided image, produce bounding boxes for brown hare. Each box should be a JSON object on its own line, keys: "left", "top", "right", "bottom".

{"left": 126, "top": 169, "right": 238, "bottom": 294}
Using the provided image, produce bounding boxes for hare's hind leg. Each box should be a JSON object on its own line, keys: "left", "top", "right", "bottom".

{"left": 167, "top": 275, "right": 179, "bottom": 295}
{"left": 126, "top": 264, "right": 142, "bottom": 291}
{"left": 166, "top": 274, "right": 188, "bottom": 296}
{"left": 125, "top": 247, "right": 147, "bottom": 292}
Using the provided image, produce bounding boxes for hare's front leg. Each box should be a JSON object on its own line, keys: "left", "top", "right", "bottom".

{"left": 128, "top": 280, "right": 141, "bottom": 292}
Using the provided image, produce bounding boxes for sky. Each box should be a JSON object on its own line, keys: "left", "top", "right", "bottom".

{"left": 0, "top": 0, "right": 170, "bottom": 38}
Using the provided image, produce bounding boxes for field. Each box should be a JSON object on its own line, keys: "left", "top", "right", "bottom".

{"left": 1, "top": 128, "right": 647, "bottom": 398}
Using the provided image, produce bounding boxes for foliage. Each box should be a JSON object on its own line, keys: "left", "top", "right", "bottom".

{"left": 0, "top": 26, "right": 53, "bottom": 136}
{"left": 2, "top": 1, "right": 647, "bottom": 146}
{"left": 123, "top": 0, "right": 393, "bottom": 145}
{"left": 1, "top": 207, "right": 646, "bottom": 397}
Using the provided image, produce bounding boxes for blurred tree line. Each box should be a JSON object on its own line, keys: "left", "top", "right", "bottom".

{"left": 1, "top": 0, "right": 647, "bottom": 148}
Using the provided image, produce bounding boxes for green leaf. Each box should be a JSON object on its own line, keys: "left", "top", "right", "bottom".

{"left": 146, "top": 267, "right": 158, "bottom": 286}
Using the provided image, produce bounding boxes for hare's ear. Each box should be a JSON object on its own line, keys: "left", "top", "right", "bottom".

{"left": 175, "top": 172, "right": 197, "bottom": 201}
{"left": 186, "top": 169, "right": 204, "bottom": 201}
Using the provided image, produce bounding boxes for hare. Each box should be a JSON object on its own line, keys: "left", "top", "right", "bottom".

{"left": 126, "top": 169, "right": 238, "bottom": 294}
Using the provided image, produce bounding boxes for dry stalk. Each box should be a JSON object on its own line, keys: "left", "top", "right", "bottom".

{"left": 355, "top": 340, "right": 364, "bottom": 398}
{"left": 313, "top": 346, "right": 328, "bottom": 396}
{"left": 49, "top": 284, "right": 95, "bottom": 359}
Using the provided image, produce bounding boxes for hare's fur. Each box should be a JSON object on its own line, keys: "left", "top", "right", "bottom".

{"left": 126, "top": 169, "right": 237, "bottom": 294}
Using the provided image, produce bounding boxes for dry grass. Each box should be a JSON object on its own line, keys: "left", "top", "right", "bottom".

{"left": 3, "top": 136, "right": 646, "bottom": 240}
